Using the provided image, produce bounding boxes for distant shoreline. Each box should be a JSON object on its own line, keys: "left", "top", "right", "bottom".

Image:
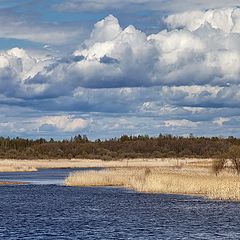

{"left": 0, "top": 158, "right": 213, "bottom": 172}
{"left": 0, "top": 135, "right": 235, "bottom": 160}
{"left": 0, "top": 181, "right": 26, "bottom": 185}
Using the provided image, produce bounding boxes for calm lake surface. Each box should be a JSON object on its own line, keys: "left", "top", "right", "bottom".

{"left": 0, "top": 169, "right": 240, "bottom": 239}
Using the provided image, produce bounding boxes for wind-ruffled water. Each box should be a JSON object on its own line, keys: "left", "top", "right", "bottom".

{"left": 0, "top": 169, "right": 239, "bottom": 239}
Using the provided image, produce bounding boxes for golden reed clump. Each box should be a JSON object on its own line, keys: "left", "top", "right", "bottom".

{"left": 64, "top": 168, "right": 146, "bottom": 187}
{"left": 65, "top": 168, "right": 240, "bottom": 201}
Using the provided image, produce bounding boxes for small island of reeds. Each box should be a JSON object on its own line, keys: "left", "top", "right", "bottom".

{"left": 65, "top": 158, "right": 240, "bottom": 201}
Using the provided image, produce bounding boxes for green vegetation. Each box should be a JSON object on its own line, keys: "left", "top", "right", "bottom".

{"left": 0, "top": 134, "right": 240, "bottom": 160}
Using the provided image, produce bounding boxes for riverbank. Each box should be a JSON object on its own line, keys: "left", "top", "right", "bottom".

{"left": 65, "top": 167, "right": 240, "bottom": 201}
{"left": 0, "top": 158, "right": 213, "bottom": 172}
{"left": 1, "top": 158, "right": 239, "bottom": 200}
{"left": 0, "top": 181, "right": 26, "bottom": 185}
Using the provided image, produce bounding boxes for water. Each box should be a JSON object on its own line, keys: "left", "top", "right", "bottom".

{"left": 0, "top": 169, "right": 240, "bottom": 239}
{"left": 0, "top": 168, "right": 100, "bottom": 185}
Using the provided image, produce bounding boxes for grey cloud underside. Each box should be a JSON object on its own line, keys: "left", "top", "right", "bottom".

{"left": 1, "top": 12, "right": 240, "bottom": 94}
{"left": 0, "top": 8, "right": 240, "bottom": 137}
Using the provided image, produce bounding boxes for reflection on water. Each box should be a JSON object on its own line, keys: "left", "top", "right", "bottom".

{"left": 0, "top": 169, "right": 239, "bottom": 239}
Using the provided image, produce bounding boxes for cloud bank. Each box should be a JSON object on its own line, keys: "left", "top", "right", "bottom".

{"left": 0, "top": 7, "right": 240, "bottom": 138}
{"left": 2, "top": 10, "right": 239, "bottom": 93}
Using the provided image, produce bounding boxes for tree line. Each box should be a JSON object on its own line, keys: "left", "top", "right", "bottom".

{"left": 0, "top": 134, "right": 240, "bottom": 160}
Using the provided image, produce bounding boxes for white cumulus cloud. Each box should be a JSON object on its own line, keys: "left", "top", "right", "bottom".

{"left": 38, "top": 115, "right": 88, "bottom": 132}
{"left": 2, "top": 10, "right": 240, "bottom": 96}
{"left": 164, "top": 119, "right": 198, "bottom": 128}
{"left": 165, "top": 8, "right": 240, "bottom": 33}
{"left": 1, "top": 9, "right": 240, "bottom": 137}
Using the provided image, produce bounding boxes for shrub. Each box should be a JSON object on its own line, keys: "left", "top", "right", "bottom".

{"left": 212, "top": 159, "right": 226, "bottom": 176}
{"left": 228, "top": 145, "right": 240, "bottom": 175}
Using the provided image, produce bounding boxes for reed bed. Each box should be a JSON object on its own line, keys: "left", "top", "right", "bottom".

{"left": 0, "top": 181, "right": 26, "bottom": 185}
{"left": 65, "top": 168, "right": 145, "bottom": 187}
{"left": 0, "top": 158, "right": 213, "bottom": 172}
{"left": 0, "top": 166, "right": 37, "bottom": 172}
{"left": 65, "top": 168, "right": 240, "bottom": 201}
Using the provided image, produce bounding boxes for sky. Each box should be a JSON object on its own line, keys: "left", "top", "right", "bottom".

{"left": 0, "top": 0, "right": 240, "bottom": 139}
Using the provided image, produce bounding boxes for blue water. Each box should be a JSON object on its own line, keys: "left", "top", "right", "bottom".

{"left": 0, "top": 169, "right": 239, "bottom": 239}
{"left": 0, "top": 168, "right": 100, "bottom": 185}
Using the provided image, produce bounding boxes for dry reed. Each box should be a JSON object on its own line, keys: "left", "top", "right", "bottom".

{"left": 65, "top": 168, "right": 240, "bottom": 201}
{"left": 0, "top": 166, "right": 37, "bottom": 172}
{"left": 0, "top": 181, "right": 26, "bottom": 185}
{"left": 0, "top": 158, "right": 213, "bottom": 172}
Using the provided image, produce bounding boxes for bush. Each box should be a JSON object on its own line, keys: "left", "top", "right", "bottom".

{"left": 212, "top": 159, "right": 226, "bottom": 176}
{"left": 228, "top": 145, "right": 240, "bottom": 175}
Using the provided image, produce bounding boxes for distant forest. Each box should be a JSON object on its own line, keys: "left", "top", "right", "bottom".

{"left": 0, "top": 134, "right": 240, "bottom": 160}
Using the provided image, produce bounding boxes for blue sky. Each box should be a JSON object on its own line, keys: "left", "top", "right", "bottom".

{"left": 0, "top": 0, "right": 240, "bottom": 139}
